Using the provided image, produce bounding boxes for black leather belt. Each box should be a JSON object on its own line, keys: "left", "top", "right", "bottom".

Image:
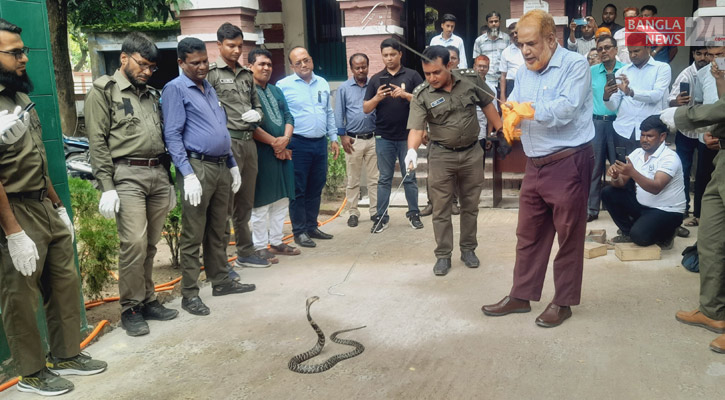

{"left": 188, "top": 151, "right": 228, "bottom": 164}
{"left": 431, "top": 140, "right": 477, "bottom": 152}
{"left": 7, "top": 189, "right": 47, "bottom": 201}
{"left": 348, "top": 132, "right": 375, "bottom": 140}
{"left": 530, "top": 142, "right": 591, "bottom": 168}
{"left": 114, "top": 157, "right": 161, "bottom": 167}
{"left": 593, "top": 115, "right": 616, "bottom": 121}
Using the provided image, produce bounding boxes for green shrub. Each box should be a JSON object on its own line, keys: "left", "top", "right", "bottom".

{"left": 163, "top": 166, "right": 182, "bottom": 268}
{"left": 68, "top": 178, "right": 118, "bottom": 299}
{"left": 324, "top": 145, "right": 346, "bottom": 197}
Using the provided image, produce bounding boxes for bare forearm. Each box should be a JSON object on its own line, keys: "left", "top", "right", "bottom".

{"left": 253, "top": 127, "right": 277, "bottom": 146}
{"left": 0, "top": 183, "right": 21, "bottom": 234}
{"left": 46, "top": 178, "right": 63, "bottom": 207}
{"left": 408, "top": 129, "right": 425, "bottom": 150}
{"left": 362, "top": 99, "right": 379, "bottom": 114}
{"left": 630, "top": 169, "right": 665, "bottom": 194}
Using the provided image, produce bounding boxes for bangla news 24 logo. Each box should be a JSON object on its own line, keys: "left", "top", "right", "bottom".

{"left": 624, "top": 17, "right": 725, "bottom": 47}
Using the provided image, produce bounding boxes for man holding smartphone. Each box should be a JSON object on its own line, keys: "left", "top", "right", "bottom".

{"left": 588, "top": 36, "right": 623, "bottom": 222}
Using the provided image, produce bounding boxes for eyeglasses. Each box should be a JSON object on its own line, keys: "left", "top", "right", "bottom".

{"left": 0, "top": 46, "right": 29, "bottom": 60}
{"left": 596, "top": 45, "right": 615, "bottom": 52}
{"left": 293, "top": 58, "right": 312, "bottom": 68}
{"left": 129, "top": 54, "right": 158, "bottom": 73}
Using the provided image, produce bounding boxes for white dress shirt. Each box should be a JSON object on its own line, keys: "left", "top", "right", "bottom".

{"left": 430, "top": 33, "right": 468, "bottom": 68}
{"left": 605, "top": 57, "right": 671, "bottom": 140}
{"left": 628, "top": 143, "right": 686, "bottom": 214}
{"left": 669, "top": 63, "right": 702, "bottom": 139}
{"left": 613, "top": 29, "right": 629, "bottom": 63}
{"left": 499, "top": 44, "right": 524, "bottom": 79}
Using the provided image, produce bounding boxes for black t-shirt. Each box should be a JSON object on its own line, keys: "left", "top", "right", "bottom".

{"left": 364, "top": 67, "right": 424, "bottom": 141}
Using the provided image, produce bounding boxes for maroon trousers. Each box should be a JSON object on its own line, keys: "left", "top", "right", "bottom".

{"left": 509, "top": 146, "right": 594, "bottom": 306}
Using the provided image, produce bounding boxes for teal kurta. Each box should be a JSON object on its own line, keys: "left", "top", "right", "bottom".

{"left": 254, "top": 83, "right": 295, "bottom": 207}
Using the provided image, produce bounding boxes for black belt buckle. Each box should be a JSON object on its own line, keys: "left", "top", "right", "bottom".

{"left": 37, "top": 188, "right": 47, "bottom": 201}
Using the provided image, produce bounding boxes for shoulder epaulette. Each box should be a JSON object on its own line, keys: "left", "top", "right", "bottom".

{"left": 412, "top": 81, "right": 429, "bottom": 96}
{"left": 92, "top": 75, "right": 115, "bottom": 90}
{"left": 453, "top": 68, "right": 477, "bottom": 77}
{"left": 209, "top": 62, "right": 218, "bottom": 70}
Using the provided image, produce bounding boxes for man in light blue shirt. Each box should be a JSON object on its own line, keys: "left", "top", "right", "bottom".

{"left": 277, "top": 47, "right": 340, "bottom": 248}
{"left": 588, "top": 36, "right": 623, "bottom": 221}
{"left": 430, "top": 14, "right": 468, "bottom": 68}
{"left": 482, "top": 10, "right": 594, "bottom": 329}
{"left": 334, "top": 53, "right": 377, "bottom": 228}
{"left": 604, "top": 46, "right": 671, "bottom": 154}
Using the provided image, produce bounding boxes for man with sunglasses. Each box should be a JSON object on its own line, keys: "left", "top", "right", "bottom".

{"left": 86, "top": 32, "right": 178, "bottom": 336}
{"left": 587, "top": 35, "right": 623, "bottom": 222}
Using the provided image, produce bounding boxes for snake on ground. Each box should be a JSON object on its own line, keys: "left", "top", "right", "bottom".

{"left": 288, "top": 296, "right": 366, "bottom": 374}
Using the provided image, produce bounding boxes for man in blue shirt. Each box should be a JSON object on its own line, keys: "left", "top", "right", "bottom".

{"left": 335, "top": 53, "right": 378, "bottom": 228}
{"left": 588, "top": 35, "right": 623, "bottom": 222}
{"left": 277, "top": 47, "right": 340, "bottom": 248}
{"left": 162, "top": 37, "right": 255, "bottom": 316}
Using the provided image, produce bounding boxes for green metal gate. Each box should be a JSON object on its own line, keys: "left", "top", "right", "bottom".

{"left": 0, "top": 0, "right": 88, "bottom": 381}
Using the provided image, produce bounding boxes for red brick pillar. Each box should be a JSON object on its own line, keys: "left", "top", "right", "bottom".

{"left": 177, "top": 0, "right": 259, "bottom": 64}
{"left": 338, "top": 0, "right": 405, "bottom": 77}
{"left": 509, "top": 0, "right": 568, "bottom": 45}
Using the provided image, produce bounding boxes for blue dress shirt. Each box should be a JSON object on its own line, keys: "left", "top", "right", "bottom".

{"left": 277, "top": 72, "right": 337, "bottom": 142}
{"left": 162, "top": 73, "right": 236, "bottom": 177}
{"left": 334, "top": 78, "right": 376, "bottom": 136}
{"left": 509, "top": 45, "right": 595, "bottom": 157}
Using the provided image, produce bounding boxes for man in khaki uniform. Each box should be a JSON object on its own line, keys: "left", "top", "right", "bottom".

{"left": 206, "top": 23, "right": 269, "bottom": 267}
{"left": 0, "top": 18, "right": 106, "bottom": 396}
{"left": 405, "top": 45, "right": 503, "bottom": 276}
{"left": 661, "top": 65, "right": 725, "bottom": 354}
{"left": 86, "top": 32, "right": 178, "bottom": 337}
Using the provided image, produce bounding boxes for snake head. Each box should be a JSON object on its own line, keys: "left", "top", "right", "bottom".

{"left": 305, "top": 296, "right": 320, "bottom": 310}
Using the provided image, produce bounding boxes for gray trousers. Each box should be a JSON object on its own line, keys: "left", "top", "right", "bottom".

{"left": 0, "top": 197, "right": 80, "bottom": 376}
{"left": 115, "top": 163, "right": 172, "bottom": 312}
{"left": 180, "top": 158, "right": 233, "bottom": 298}
{"left": 588, "top": 118, "right": 617, "bottom": 216}
{"left": 228, "top": 138, "right": 257, "bottom": 258}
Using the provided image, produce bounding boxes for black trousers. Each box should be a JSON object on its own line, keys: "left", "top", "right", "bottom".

{"left": 601, "top": 184, "right": 683, "bottom": 246}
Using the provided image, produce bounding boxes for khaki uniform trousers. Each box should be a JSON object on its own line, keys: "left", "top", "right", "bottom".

{"left": 179, "top": 158, "right": 233, "bottom": 298}
{"left": 114, "top": 163, "right": 172, "bottom": 312}
{"left": 698, "top": 151, "right": 725, "bottom": 320}
{"left": 0, "top": 197, "right": 80, "bottom": 376}
{"left": 228, "top": 137, "right": 257, "bottom": 258}
{"left": 345, "top": 137, "right": 378, "bottom": 218}
{"left": 427, "top": 143, "right": 484, "bottom": 258}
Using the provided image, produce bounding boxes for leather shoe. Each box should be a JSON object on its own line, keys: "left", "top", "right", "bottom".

{"left": 433, "top": 258, "right": 451, "bottom": 276}
{"left": 677, "top": 226, "right": 690, "bottom": 238}
{"left": 347, "top": 215, "right": 358, "bottom": 227}
{"left": 460, "top": 250, "right": 479, "bottom": 268}
{"left": 420, "top": 203, "right": 433, "bottom": 217}
{"left": 294, "top": 233, "right": 316, "bottom": 248}
{"left": 711, "top": 334, "right": 725, "bottom": 354}
{"left": 181, "top": 296, "right": 210, "bottom": 316}
{"left": 586, "top": 214, "right": 598, "bottom": 222}
{"left": 481, "top": 296, "right": 531, "bottom": 316}
{"left": 535, "top": 303, "right": 572, "bottom": 328}
{"left": 308, "top": 228, "right": 333, "bottom": 240}
{"left": 676, "top": 309, "right": 725, "bottom": 334}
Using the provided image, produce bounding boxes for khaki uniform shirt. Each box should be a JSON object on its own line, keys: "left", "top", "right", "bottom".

{"left": 206, "top": 57, "right": 263, "bottom": 133}
{"left": 407, "top": 69, "right": 494, "bottom": 148}
{"left": 675, "top": 95, "right": 725, "bottom": 140}
{"left": 0, "top": 84, "right": 49, "bottom": 193}
{"left": 85, "top": 70, "right": 165, "bottom": 191}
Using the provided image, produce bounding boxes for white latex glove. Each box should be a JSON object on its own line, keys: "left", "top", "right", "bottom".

{"left": 241, "top": 110, "right": 262, "bottom": 123}
{"left": 659, "top": 107, "right": 677, "bottom": 132}
{"left": 184, "top": 174, "right": 203, "bottom": 206}
{"left": 56, "top": 207, "right": 74, "bottom": 242}
{"left": 0, "top": 106, "right": 29, "bottom": 145}
{"left": 6, "top": 231, "right": 39, "bottom": 277}
{"left": 98, "top": 190, "right": 120, "bottom": 219}
{"left": 404, "top": 148, "right": 418, "bottom": 171}
{"left": 230, "top": 166, "right": 242, "bottom": 193}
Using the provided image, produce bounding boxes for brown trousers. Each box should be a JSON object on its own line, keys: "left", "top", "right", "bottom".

{"left": 228, "top": 138, "right": 257, "bottom": 258}
{"left": 510, "top": 146, "right": 594, "bottom": 306}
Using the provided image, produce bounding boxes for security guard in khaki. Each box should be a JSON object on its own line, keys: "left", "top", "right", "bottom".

{"left": 85, "top": 33, "right": 177, "bottom": 336}
{"left": 207, "top": 26, "right": 265, "bottom": 266}
{"left": 406, "top": 46, "right": 502, "bottom": 276}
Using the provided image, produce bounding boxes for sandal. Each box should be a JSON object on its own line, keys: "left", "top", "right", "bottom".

{"left": 269, "top": 243, "right": 301, "bottom": 256}
{"left": 684, "top": 218, "right": 699, "bottom": 227}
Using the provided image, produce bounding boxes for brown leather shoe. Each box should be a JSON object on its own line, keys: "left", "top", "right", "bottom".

{"left": 675, "top": 309, "right": 725, "bottom": 334}
{"left": 535, "top": 303, "right": 572, "bottom": 328}
{"left": 481, "top": 296, "right": 531, "bottom": 316}
{"left": 711, "top": 334, "right": 725, "bottom": 354}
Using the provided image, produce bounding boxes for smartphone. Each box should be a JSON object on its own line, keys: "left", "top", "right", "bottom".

{"left": 606, "top": 73, "right": 616, "bottom": 86}
{"left": 680, "top": 82, "right": 690, "bottom": 95}
{"left": 615, "top": 146, "right": 627, "bottom": 163}
{"left": 19, "top": 102, "right": 35, "bottom": 120}
{"left": 716, "top": 57, "right": 725, "bottom": 71}
{"left": 379, "top": 76, "right": 391, "bottom": 89}
{"left": 573, "top": 18, "right": 587, "bottom": 26}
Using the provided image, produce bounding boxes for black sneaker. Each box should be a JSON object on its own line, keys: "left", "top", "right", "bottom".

{"left": 142, "top": 300, "right": 179, "bottom": 321}
{"left": 607, "top": 234, "right": 632, "bottom": 246}
{"left": 47, "top": 352, "right": 107, "bottom": 376}
{"left": 433, "top": 258, "right": 451, "bottom": 276}
{"left": 181, "top": 296, "right": 210, "bottom": 316}
{"left": 347, "top": 215, "right": 359, "bottom": 227}
{"left": 212, "top": 281, "right": 256, "bottom": 296}
{"left": 236, "top": 254, "right": 271, "bottom": 268}
{"left": 121, "top": 306, "right": 150, "bottom": 336}
{"left": 408, "top": 213, "right": 424, "bottom": 229}
{"left": 461, "top": 250, "right": 480, "bottom": 268}
{"left": 17, "top": 368, "right": 74, "bottom": 396}
{"left": 371, "top": 216, "right": 389, "bottom": 233}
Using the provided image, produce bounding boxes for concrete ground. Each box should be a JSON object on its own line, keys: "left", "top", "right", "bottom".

{"left": 4, "top": 207, "right": 724, "bottom": 400}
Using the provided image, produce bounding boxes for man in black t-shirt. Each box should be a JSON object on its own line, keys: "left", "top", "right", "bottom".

{"left": 363, "top": 38, "right": 425, "bottom": 233}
